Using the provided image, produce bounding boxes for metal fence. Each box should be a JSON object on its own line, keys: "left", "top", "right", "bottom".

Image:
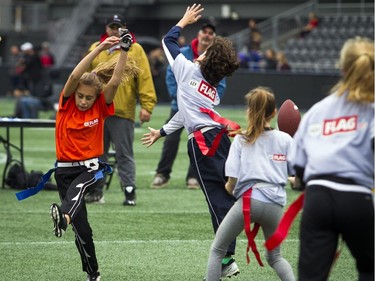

{"left": 0, "top": 3, "right": 48, "bottom": 32}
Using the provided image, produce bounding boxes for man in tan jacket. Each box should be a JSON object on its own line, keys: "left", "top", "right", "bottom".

{"left": 85, "top": 14, "right": 157, "bottom": 205}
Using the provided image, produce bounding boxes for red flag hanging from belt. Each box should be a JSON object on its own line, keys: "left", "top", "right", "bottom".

{"left": 193, "top": 108, "right": 240, "bottom": 156}
{"left": 265, "top": 193, "right": 305, "bottom": 251}
{"left": 242, "top": 188, "right": 264, "bottom": 266}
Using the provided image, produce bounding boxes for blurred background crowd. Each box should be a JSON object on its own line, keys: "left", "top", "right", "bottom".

{"left": 0, "top": 0, "right": 373, "bottom": 114}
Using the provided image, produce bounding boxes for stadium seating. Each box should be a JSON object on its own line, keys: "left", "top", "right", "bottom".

{"left": 283, "top": 15, "right": 374, "bottom": 73}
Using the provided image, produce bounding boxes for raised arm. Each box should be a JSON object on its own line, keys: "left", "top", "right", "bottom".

{"left": 104, "top": 29, "right": 133, "bottom": 104}
{"left": 63, "top": 36, "right": 120, "bottom": 98}
{"left": 102, "top": 50, "right": 127, "bottom": 104}
{"left": 162, "top": 4, "right": 204, "bottom": 67}
{"left": 176, "top": 4, "right": 204, "bottom": 29}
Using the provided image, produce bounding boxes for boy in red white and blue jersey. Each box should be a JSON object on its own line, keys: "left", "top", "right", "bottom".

{"left": 142, "top": 4, "right": 241, "bottom": 278}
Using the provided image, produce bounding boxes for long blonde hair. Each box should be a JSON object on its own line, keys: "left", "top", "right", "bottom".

{"left": 79, "top": 56, "right": 139, "bottom": 96}
{"left": 332, "top": 36, "right": 374, "bottom": 103}
{"left": 240, "top": 87, "right": 276, "bottom": 144}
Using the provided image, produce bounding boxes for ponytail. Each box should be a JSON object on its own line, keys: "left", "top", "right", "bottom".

{"left": 332, "top": 37, "right": 374, "bottom": 103}
{"left": 241, "top": 87, "right": 276, "bottom": 144}
{"left": 79, "top": 56, "right": 140, "bottom": 96}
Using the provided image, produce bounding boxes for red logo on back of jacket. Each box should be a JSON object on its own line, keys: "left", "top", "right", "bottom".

{"left": 323, "top": 115, "right": 357, "bottom": 136}
{"left": 198, "top": 81, "right": 216, "bottom": 102}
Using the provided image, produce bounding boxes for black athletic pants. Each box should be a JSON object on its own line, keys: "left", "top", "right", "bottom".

{"left": 54, "top": 164, "right": 103, "bottom": 274}
{"left": 187, "top": 127, "right": 236, "bottom": 256}
{"left": 299, "top": 186, "right": 374, "bottom": 281}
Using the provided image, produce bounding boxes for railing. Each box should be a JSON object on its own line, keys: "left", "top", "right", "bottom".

{"left": 228, "top": 0, "right": 373, "bottom": 53}
{"left": 228, "top": 1, "right": 318, "bottom": 53}
{"left": 0, "top": 3, "right": 12, "bottom": 32}
{"left": 317, "top": 2, "right": 374, "bottom": 16}
{"left": 50, "top": 0, "right": 100, "bottom": 67}
{"left": 0, "top": 3, "right": 48, "bottom": 32}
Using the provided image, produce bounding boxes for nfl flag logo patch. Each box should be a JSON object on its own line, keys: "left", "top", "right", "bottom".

{"left": 197, "top": 81, "right": 216, "bottom": 102}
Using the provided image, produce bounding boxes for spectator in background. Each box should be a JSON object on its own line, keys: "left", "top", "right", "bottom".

{"left": 239, "top": 21, "right": 263, "bottom": 71}
{"left": 84, "top": 14, "right": 157, "bottom": 205}
{"left": 238, "top": 48, "right": 263, "bottom": 71}
{"left": 248, "top": 19, "right": 262, "bottom": 51}
{"left": 249, "top": 31, "right": 262, "bottom": 52}
{"left": 14, "top": 42, "right": 45, "bottom": 118}
{"left": 150, "top": 22, "right": 227, "bottom": 189}
{"left": 148, "top": 47, "right": 168, "bottom": 102}
{"left": 263, "top": 48, "right": 278, "bottom": 70}
{"left": 39, "top": 41, "right": 55, "bottom": 69}
{"left": 8, "top": 45, "right": 27, "bottom": 97}
{"left": 178, "top": 35, "right": 187, "bottom": 47}
{"left": 277, "top": 51, "right": 291, "bottom": 71}
{"left": 39, "top": 41, "right": 56, "bottom": 110}
{"left": 300, "top": 12, "right": 319, "bottom": 38}
{"left": 248, "top": 19, "right": 259, "bottom": 34}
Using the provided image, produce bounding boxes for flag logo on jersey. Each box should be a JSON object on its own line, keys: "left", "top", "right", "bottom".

{"left": 271, "top": 154, "right": 286, "bottom": 161}
{"left": 197, "top": 80, "right": 216, "bottom": 102}
{"left": 84, "top": 118, "right": 99, "bottom": 127}
{"left": 323, "top": 115, "right": 357, "bottom": 136}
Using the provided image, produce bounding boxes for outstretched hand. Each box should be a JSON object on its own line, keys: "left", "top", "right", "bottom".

{"left": 177, "top": 4, "right": 204, "bottom": 29}
{"left": 141, "top": 127, "right": 162, "bottom": 148}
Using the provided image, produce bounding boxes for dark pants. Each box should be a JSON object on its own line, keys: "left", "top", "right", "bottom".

{"left": 90, "top": 116, "right": 135, "bottom": 196}
{"left": 187, "top": 128, "right": 236, "bottom": 256}
{"left": 156, "top": 109, "right": 196, "bottom": 181}
{"left": 16, "top": 96, "right": 42, "bottom": 118}
{"left": 54, "top": 165, "right": 103, "bottom": 274}
{"left": 299, "top": 186, "right": 374, "bottom": 281}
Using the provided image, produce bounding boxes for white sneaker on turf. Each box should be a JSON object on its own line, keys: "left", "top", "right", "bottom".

{"left": 221, "top": 258, "right": 240, "bottom": 278}
{"left": 151, "top": 173, "right": 168, "bottom": 188}
{"left": 186, "top": 177, "right": 200, "bottom": 189}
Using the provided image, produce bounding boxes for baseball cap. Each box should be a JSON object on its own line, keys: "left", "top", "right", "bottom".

{"left": 200, "top": 23, "right": 216, "bottom": 34}
{"left": 106, "top": 14, "right": 126, "bottom": 27}
{"left": 20, "top": 42, "right": 33, "bottom": 51}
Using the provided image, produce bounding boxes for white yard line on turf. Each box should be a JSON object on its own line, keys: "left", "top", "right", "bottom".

{"left": 0, "top": 210, "right": 208, "bottom": 214}
{"left": 0, "top": 239, "right": 300, "bottom": 246}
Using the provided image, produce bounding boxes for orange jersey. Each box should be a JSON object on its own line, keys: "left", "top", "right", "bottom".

{"left": 55, "top": 92, "right": 114, "bottom": 161}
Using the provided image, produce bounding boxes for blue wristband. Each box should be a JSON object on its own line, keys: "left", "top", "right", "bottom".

{"left": 160, "top": 128, "right": 167, "bottom": 137}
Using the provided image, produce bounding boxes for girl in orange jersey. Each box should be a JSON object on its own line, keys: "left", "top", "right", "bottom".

{"left": 50, "top": 30, "right": 134, "bottom": 281}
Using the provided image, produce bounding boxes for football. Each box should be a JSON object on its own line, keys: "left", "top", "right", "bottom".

{"left": 277, "top": 99, "right": 301, "bottom": 137}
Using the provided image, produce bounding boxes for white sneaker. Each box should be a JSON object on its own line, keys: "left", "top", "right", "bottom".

{"left": 221, "top": 258, "right": 240, "bottom": 278}
{"left": 186, "top": 178, "right": 200, "bottom": 189}
{"left": 150, "top": 174, "right": 168, "bottom": 188}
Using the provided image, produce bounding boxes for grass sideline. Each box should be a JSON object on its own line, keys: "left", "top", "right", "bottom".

{"left": 0, "top": 97, "right": 357, "bottom": 280}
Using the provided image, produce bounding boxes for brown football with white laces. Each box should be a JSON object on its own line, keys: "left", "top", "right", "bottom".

{"left": 277, "top": 99, "right": 301, "bottom": 137}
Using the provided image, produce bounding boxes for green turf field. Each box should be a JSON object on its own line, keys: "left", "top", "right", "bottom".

{"left": 0, "top": 97, "right": 357, "bottom": 280}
